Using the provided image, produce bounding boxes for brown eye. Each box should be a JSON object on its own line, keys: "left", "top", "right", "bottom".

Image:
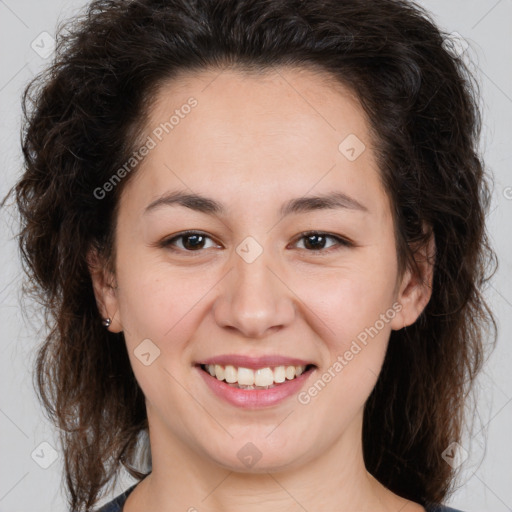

{"left": 303, "top": 233, "right": 329, "bottom": 250}
{"left": 294, "top": 232, "right": 352, "bottom": 252}
{"left": 161, "top": 231, "right": 219, "bottom": 252}
{"left": 179, "top": 233, "right": 206, "bottom": 250}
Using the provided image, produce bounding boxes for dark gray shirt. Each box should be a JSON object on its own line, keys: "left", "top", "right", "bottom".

{"left": 94, "top": 484, "right": 465, "bottom": 512}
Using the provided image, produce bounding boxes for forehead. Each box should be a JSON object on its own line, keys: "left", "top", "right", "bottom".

{"left": 148, "top": 65, "right": 370, "bottom": 142}
{"left": 121, "top": 65, "right": 390, "bottom": 220}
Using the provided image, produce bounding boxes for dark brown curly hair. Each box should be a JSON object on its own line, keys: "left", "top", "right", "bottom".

{"left": 6, "top": 0, "right": 497, "bottom": 510}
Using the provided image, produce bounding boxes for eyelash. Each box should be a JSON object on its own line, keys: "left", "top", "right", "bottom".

{"left": 159, "top": 230, "right": 353, "bottom": 256}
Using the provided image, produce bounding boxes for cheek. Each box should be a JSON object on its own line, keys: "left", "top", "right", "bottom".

{"left": 116, "top": 246, "right": 398, "bottom": 352}
{"left": 292, "top": 254, "right": 398, "bottom": 401}
{"left": 115, "top": 265, "right": 210, "bottom": 413}
{"left": 302, "top": 259, "right": 398, "bottom": 343}
{"left": 116, "top": 261, "right": 219, "bottom": 364}
{"left": 297, "top": 275, "right": 396, "bottom": 428}
{"left": 117, "top": 252, "right": 193, "bottom": 329}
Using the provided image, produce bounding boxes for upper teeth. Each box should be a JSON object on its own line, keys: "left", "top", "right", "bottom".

{"left": 204, "top": 364, "right": 307, "bottom": 386}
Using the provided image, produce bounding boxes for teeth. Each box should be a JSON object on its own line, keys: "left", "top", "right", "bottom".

{"left": 274, "top": 366, "right": 286, "bottom": 383}
{"left": 203, "top": 364, "right": 308, "bottom": 387}
{"left": 285, "top": 366, "right": 296, "bottom": 380}
{"left": 238, "top": 367, "right": 255, "bottom": 386}
{"left": 255, "top": 367, "right": 274, "bottom": 387}
{"left": 214, "top": 364, "right": 225, "bottom": 381}
{"left": 224, "top": 365, "right": 237, "bottom": 383}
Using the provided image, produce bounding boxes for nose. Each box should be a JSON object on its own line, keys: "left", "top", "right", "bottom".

{"left": 212, "top": 246, "right": 296, "bottom": 339}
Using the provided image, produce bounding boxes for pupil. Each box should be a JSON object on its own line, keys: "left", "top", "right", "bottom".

{"left": 305, "top": 234, "right": 325, "bottom": 250}
{"left": 184, "top": 234, "right": 204, "bottom": 250}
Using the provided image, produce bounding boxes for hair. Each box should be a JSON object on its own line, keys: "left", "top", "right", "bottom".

{"left": 7, "top": 0, "right": 497, "bottom": 510}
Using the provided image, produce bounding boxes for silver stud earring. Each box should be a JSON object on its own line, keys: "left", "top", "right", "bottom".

{"left": 102, "top": 317, "right": 112, "bottom": 328}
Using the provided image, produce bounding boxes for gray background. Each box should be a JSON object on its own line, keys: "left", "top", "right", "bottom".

{"left": 0, "top": 1, "right": 511, "bottom": 511}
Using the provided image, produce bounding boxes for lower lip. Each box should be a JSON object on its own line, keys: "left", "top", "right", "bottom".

{"left": 196, "top": 366, "right": 316, "bottom": 409}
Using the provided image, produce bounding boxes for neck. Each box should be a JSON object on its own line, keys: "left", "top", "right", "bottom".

{"left": 126, "top": 407, "right": 415, "bottom": 512}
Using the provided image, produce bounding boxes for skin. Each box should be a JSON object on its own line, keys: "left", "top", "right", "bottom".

{"left": 89, "top": 66, "right": 434, "bottom": 512}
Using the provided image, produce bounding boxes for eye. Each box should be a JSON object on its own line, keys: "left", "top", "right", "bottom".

{"left": 160, "top": 231, "right": 220, "bottom": 252}
{"left": 159, "top": 230, "right": 352, "bottom": 255}
{"left": 292, "top": 231, "right": 352, "bottom": 253}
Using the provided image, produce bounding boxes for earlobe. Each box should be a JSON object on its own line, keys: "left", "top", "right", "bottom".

{"left": 86, "top": 248, "right": 123, "bottom": 333}
{"left": 390, "top": 231, "right": 435, "bottom": 331}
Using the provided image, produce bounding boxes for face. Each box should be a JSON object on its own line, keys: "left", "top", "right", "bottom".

{"left": 91, "top": 66, "right": 431, "bottom": 474}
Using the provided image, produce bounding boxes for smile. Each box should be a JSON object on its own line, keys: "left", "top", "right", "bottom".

{"left": 200, "top": 363, "right": 314, "bottom": 389}
{"left": 195, "top": 361, "right": 317, "bottom": 408}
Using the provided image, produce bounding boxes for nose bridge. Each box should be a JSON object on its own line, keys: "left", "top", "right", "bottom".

{"left": 213, "top": 237, "right": 295, "bottom": 338}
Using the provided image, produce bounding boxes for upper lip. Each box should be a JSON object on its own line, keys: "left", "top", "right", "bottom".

{"left": 197, "top": 354, "right": 316, "bottom": 369}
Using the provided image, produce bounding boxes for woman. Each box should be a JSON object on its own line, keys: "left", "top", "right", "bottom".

{"left": 12, "top": 0, "right": 496, "bottom": 511}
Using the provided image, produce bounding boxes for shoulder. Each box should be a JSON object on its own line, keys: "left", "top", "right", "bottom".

{"left": 425, "top": 504, "right": 465, "bottom": 512}
{"left": 93, "top": 483, "right": 138, "bottom": 512}
{"left": 90, "top": 486, "right": 466, "bottom": 512}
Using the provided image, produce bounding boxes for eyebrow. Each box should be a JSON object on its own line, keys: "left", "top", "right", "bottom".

{"left": 144, "top": 190, "right": 368, "bottom": 216}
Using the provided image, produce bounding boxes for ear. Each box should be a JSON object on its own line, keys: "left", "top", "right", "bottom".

{"left": 390, "top": 229, "right": 435, "bottom": 330}
{"left": 86, "top": 247, "right": 123, "bottom": 333}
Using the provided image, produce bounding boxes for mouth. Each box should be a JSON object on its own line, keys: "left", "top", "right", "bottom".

{"left": 197, "top": 363, "right": 317, "bottom": 390}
